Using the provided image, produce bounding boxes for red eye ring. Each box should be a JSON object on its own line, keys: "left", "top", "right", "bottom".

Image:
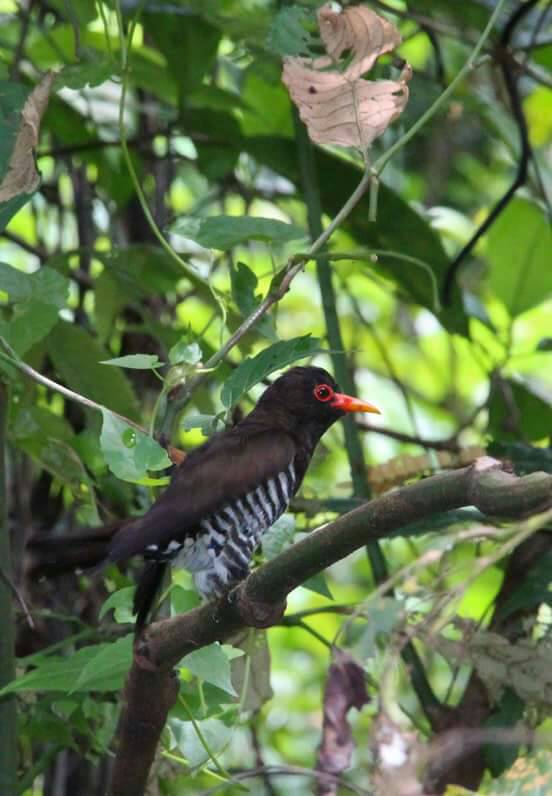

{"left": 314, "top": 384, "right": 334, "bottom": 402}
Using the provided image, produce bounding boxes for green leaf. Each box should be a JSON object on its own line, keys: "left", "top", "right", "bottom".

{"left": 266, "top": 6, "right": 317, "bottom": 57}
{"left": 100, "top": 410, "right": 171, "bottom": 483}
{"left": 0, "top": 263, "right": 69, "bottom": 354}
{"left": 180, "top": 643, "right": 237, "bottom": 696}
{"left": 99, "top": 587, "right": 136, "bottom": 624}
{"left": 53, "top": 61, "right": 119, "bottom": 91}
{"left": 168, "top": 340, "right": 202, "bottom": 366}
{"left": 496, "top": 551, "right": 552, "bottom": 622}
{"left": 0, "top": 637, "right": 133, "bottom": 696}
{"left": 72, "top": 635, "right": 133, "bottom": 693}
{"left": 181, "top": 413, "right": 223, "bottom": 437}
{"left": 262, "top": 514, "right": 296, "bottom": 560}
{"left": 486, "top": 198, "right": 552, "bottom": 317}
{"left": 231, "top": 262, "right": 276, "bottom": 340}
{"left": 169, "top": 716, "right": 232, "bottom": 768}
{"left": 220, "top": 336, "right": 323, "bottom": 408}
{"left": 353, "top": 598, "right": 404, "bottom": 660}
{"left": 100, "top": 354, "right": 164, "bottom": 370}
{"left": 302, "top": 572, "right": 334, "bottom": 600}
{"left": 170, "top": 215, "right": 306, "bottom": 250}
{"left": 488, "top": 376, "right": 552, "bottom": 443}
{"left": 46, "top": 321, "right": 141, "bottom": 421}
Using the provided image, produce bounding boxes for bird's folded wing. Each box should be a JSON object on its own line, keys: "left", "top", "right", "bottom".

{"left": 108, "top": 428, "right": 296, "bottom": 562}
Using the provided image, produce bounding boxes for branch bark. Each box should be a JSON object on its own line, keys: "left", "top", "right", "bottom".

{"left": 108, "top": 457, "right": 552, "bottom": 796}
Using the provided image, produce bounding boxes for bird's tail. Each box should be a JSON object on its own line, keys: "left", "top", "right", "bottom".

{"left": 26, "top": 520, "right": 127, "bottom": 578}
{"left": 133, "top": 560, "right": 169, "bottom": 633}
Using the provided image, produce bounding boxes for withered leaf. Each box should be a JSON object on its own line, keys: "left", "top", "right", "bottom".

{"left": 282, "top": 3, "right": 411, "bottom": 154}
{"left": 315, "top": 649, "right": 369, "bottom": 796}
{"left": 0, "top": 72, "right": 54, "bottom": 203}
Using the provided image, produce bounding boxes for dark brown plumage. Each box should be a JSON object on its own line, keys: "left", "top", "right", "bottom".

{"left": 29, "top": 366, "right": 380, "bottom": 630}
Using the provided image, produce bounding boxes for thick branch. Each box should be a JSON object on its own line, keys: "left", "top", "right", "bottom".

{"left": 109, "top": 457, "right": 552, "bottom": 796}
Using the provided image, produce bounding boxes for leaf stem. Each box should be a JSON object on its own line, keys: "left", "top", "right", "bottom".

{"left": 178, "top": 695, "right": 233, "bottom": 782}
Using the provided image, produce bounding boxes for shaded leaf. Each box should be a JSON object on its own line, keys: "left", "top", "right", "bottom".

{"left": 181, "top": 643, "right": 237, "bottom": 696}
{"left": 262, "top": 514, "right": 296, "bottom": 560}
{"left": 0, "top": 263, "right": 69, "bottom": 354}
{"left": 488, "top": 376, "right": 552, "bottom": 443}
{"left": 72, "top": 635, "right": 133, "bottom": 693}
{"left": 220, "top": 335, "right": 323, "bottom": 408}
{"left": 46, "top": 321, "right": 141, "bottom": 421}
{"left": 0, "top": 636, "right": 133, "bottom": 695}
{"left": 303, "top": 572, "right": 334, "bottom": 600}
{"left": 170, "top": 215, "right": 305, "bottom": 249}
{"left": 231, "top": 262, "right": 276, "bottom": 340}
{"left": 53, "top": 61, "right": 119, "bottom": 91}
{"left": 230, "top": 630, "right": 273, "bottom": 711}
{"left": 267, "top": 6, "right": 317, "bottom": 57}
{"left": 169, "top": 716, "right": 232, "bottom": 768}
{"left": 99, "top": 587, "right": 136, "bottom": 624}
{"left": 168, "top": 340, "right": 202, "bottom": 366}
{"left": 353, "top": 597, "right": 404, "bottom": 660}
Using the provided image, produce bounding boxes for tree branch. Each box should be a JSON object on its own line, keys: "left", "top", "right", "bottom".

{"left": 108, "top": 457, "right": 552, "bottom": 796}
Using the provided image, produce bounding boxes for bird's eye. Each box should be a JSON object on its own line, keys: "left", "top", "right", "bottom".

{"left": 314, "top": 384, "right": 334, "bottom": 402}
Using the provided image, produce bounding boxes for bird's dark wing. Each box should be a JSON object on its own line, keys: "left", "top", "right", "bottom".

{"left": 108, "top": 428, "right": 297, "bottom": 563}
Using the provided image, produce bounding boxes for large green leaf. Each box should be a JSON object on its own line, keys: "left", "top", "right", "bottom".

{"left": 486, "top": 198, "right": 552, "bottom": 317}
{"left": 46, "top": 321, "right": 141, "bottom": 421}
{"left": 0, "top": 636, "right": 133, "bottom": 696}
{"left": 220, "top": 336, "right": 323, "bottom": 408}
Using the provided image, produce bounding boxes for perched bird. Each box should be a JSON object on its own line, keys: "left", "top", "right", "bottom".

{"left": 29, "top": 366, "right": 380, "bottom": 630}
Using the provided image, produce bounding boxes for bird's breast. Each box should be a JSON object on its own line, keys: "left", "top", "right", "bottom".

{"left": 150, "top": 461, "right": 297, "bottom": 599}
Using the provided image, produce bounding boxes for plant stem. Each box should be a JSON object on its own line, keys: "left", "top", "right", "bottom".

{"left": 0, "top": 381, "right": 17, "bottom": 795}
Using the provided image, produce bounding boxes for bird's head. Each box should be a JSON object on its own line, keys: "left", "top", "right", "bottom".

{"left": 251, "top": 366, "right": 380, "bottom": 438}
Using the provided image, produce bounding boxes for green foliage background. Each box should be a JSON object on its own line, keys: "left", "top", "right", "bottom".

{"left": 0, "top": 0, "right": 551, "bottom": 794}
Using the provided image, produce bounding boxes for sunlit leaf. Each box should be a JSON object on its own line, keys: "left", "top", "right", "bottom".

{"left": 100, "top": 410, "right": 171, "bottom": 482}
{"left": 100, "top": 354, "right": 164, "bottom": 370}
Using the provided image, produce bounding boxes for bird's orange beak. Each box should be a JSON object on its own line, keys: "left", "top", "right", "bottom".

{"left": 331, "top": 392, "right": 381, "bottom": 414}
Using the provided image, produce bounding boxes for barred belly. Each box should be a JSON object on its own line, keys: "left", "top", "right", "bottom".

{"left": 174, "top": 462, "right": 296, "bottom": 598}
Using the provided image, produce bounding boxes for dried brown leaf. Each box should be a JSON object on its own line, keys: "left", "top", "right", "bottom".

{"left": 0, "top": 72, "right": 55, "bottom": 202}
{"left": 282, "top": 3, "right": 411, "bottom": 153}
{"left": 315, "top": 649, "right": 369, "bottom": 796}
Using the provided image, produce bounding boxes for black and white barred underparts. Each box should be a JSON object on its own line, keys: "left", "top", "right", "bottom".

{"left": 145, "top": 461, "right": 296, "bottom": 598}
